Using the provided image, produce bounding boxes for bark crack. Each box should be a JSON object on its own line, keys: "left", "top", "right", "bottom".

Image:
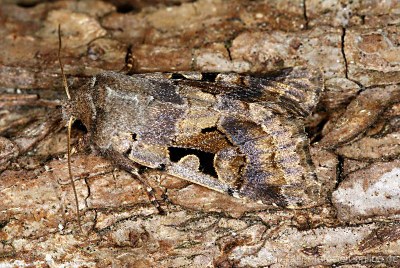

{"left": 341, "top": 27, "right": 365, "bottom": 89}
{"left": 334, "top": 155, "right": 344, "bottom": 191}
{"left": 84, "top": 176, "right": 91, "bottom": 209}
{"left": 225, "top": 40, "right": 233, "bottom": 61}
{"left": 341, "top": 27, "right": 348, "bottom": 79}
{"left": 302, "top": 0, "right": 309, "bottom": 30}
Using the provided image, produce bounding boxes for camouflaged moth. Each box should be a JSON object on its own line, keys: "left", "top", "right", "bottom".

{"left": 63, "top": 67, "right": 323, "bottom": 211}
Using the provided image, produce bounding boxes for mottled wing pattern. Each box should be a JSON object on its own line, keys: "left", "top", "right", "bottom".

{"left": 70, "top": 67, "right": 323, "bottom": 208}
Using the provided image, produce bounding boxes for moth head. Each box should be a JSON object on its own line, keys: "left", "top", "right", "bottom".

{"left": 63, "top": 84, "right": 95, "bottom": 133}
{"left": 58, "top": 24, "right": 94, "bottom": 133}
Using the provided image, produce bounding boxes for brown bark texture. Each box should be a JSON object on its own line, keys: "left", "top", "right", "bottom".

{"left": 0, "top": 0, "right": 400, "bottom": 267}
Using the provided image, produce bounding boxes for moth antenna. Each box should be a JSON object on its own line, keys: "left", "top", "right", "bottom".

{"left": 58, "top": 24, "right": 71, "bottom": 100}
{"left": 67, "top": 115, "right": 83, "bottom": 234}
{"left": 59, "top": 25, "right": 82, "bottom": 233}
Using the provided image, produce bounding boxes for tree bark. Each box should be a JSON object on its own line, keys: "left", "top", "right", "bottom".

{"left": 0, "top": 0, "right": 399, "bottom": 267}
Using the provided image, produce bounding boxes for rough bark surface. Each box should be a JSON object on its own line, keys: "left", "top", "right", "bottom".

{"left": 0, "top": 0, "right": 399, "bottom": 267}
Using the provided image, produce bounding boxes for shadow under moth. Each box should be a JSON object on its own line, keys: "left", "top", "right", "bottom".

{"left": 2, "top": 29, "right": 324, "bottom": 234}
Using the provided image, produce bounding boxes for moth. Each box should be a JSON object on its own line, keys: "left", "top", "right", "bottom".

{"left": 63, "top": 66, "right": 323, "bottom": 208}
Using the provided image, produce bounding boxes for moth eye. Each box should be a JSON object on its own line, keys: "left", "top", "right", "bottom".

{"left": 72, "top": 119, "right": 88, "bottom": 134}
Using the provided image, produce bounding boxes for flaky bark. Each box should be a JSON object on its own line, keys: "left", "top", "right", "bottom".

{"left": 0, "top": 0, "right": 399, "bottom": 267}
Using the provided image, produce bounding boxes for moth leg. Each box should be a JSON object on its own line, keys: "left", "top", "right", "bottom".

{"left": 103, "top": 149, "right": 165, "bottom": 214}
{"left": 139, "top": 170, "right": 166, "bottom": 215}
{"left": 119, "top": 44, "right": 137, "bottom": 75}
